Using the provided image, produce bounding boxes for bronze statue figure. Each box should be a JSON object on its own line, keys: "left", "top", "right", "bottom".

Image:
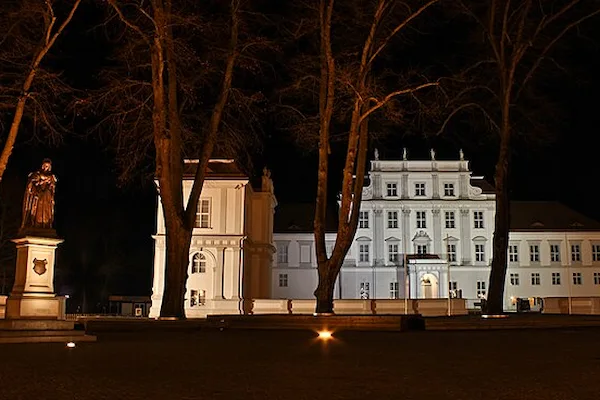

{"left": 20, "top": 158, "right": 57, "bottom": 234}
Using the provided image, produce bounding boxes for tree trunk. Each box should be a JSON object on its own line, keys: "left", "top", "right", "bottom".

{"left": 485, "top": 98, "right": 512, "bottom": 314}
{"left": 315, "top": 260, "right": 337, "bottom": 313}
{"left": 160, "top": 212, "right": 192, "bottom": 318}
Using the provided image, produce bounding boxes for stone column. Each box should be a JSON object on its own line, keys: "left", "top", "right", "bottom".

{"left": 373, "top": 209, "right": 383, "bottom": 266}
{"left": 410, "top": 268, "right": 418, "bottom": 298}
{"left": 460, "top": 209, "right": 471, "bottom": 264}
{"left": 7, "top": 236, "right": 64, "bottom": 319}
{"left": 432, "top": 173, "right": 439, "bottom": 199}
{"left": 432, "top": 208, "right": 442, "bottom": 256}
{"left": 401, "top": 174, "right": 409, "bottom": 199}
{"left": 213, "top": 247, "right": 225, "bottom": 299}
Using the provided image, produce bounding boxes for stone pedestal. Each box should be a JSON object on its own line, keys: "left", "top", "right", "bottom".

{"left": 6, "top": 236, "right": 64, "bottom": 320}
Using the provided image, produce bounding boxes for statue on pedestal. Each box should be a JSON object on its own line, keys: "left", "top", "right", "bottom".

{"left": 19, "top": 158, "right": 57, "bottom": 236}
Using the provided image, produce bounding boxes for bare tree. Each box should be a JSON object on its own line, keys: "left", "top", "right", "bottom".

{"left": 443, "top": 0, "right": 600, "bottom": 314}
{"left": 0, "top": 0, "right": 82, "bottom": 182}
{"left": 279, "top": 0, "right": 441, "bottom": 313}
{"left": 98, "top": 0, "right": 270, "bottom": 318}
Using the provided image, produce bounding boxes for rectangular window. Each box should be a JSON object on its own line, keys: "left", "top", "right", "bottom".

{"left": 277, "top": 244, "right": 288, "bottom": 264}
{"left": 444, "top": 183, "right": 455, "bottom": 197}
{"left": 415, "top": 183, "right": 426, "bottom": 196}
{"left": 531, "top": 273, "right": 541, "bottom": 285}
{"left": 359, "top": 244, "right": 370, "bottom": 263}
{"left": 386, "top": 183, "right": 398, "bottom": 197}
{"left": 449, "top": 281, "right": 458, "bottom": 298}
{"left": 416, "top": 211, "right": 426, "bottom": 229}
{"left": 198, "top": 290, "right": 206, "bottom": 306}
{"left": 594, "top": 272, "right": 600, "bottom": 285}
{"left": 278, "top": 273, "right": 288, "bottom": 287}
{"left": 571, "top": 244, "right": 581, "bottom": 262}
{"left": 416, "top": 244, "right": 428, "bottom": 255}
{"left": 360, "top": 282, "right": 370, "bottom": 299}
{"left": 445, "top": 211, "right": 455, "bottom": 229}
{"left": 475, "top": 244, "right": 485, "bottom": 262}
{"left": 300, "top": 244, "right": 311, "bottom": 263}
{"left": 389, "top": 282, "right": 399, "bottom": 299}
{"left": 387, "top": 211, "right": 398, "bottom": 229}
{"left": 195, "top": 199, "right": 211, "bottom": 228}
{"left": 508, "top": 245, "right": 519, "bottom": 263}
{"left": 510, "top": 273, "right": 519, "bottom": 286}
{"left": 476, "top": 281, "right": 486, "bottom": 298}
{"left": 573, "top": 272, "right": 582, "bottom": 285}
{"left": 550, "top": 244, "right": 561, "bottom": 262}
{"left": 190, "top": 290, "right": 197, "bottom": 307}
{"left": 552, "top": 272, "right": 561, "bottom": 285}
{"left": 473, "top": 211, "right": 484, "bottom": 229}
{"left": 593, "top": 245, "right": 600, "bottom": 262}
{"left": 447, "top": 244, "right": 457, "bottom": 262}
{"left": 388, "top": 244, "right": 399, "bottom": 262}
{"left": 359, "top": 211, "right": 369, "bottom": 229}
{"left": 189, "top": 290, "right": 206, "bottom": 307}
{"left": 530, "top": 245, "right": 540, "bottom": 262}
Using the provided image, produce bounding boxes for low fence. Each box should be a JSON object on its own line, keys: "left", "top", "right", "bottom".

{"left": 543, "top": 297, "right": 600, "bottom": 315}
{"left": 0, "top": 295, "right": 6, "bottom": 319}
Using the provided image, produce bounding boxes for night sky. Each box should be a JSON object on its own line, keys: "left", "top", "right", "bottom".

{"left": 1, "top": 2, "right": 599, "bottom": 311}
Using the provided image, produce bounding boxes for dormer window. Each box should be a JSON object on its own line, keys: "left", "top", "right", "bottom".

{"left": 415, "top": 183, "right": 425, "bottom": 197}
{"left": 444, "top": 183, "right": 455, "bottom": 197}
{"left": 386, "top": 183, "right": 398, "bottom": 197}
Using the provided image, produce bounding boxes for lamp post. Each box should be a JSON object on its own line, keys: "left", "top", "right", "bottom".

{"left": 565, "top": 232, "right": 572, "bottom": 315}
{"left": 404, "top": 252, "right": 409, "bottom": 315}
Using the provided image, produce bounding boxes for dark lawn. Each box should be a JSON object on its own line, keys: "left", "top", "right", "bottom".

{"left": 1, "top": 328, "right": 599, "bottom": 400}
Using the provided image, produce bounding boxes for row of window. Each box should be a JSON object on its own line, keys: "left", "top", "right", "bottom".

{"left": 509, "top": 243, "right": 600, "bottom": 263}
{"left": 509, "top": 272, "right": 600, "bottom": 286}
{"left": 358, "top": 210, "right": 485, "bottom": 230}
{"left": 385, "top": 182, "right": 458, "bottom": 197}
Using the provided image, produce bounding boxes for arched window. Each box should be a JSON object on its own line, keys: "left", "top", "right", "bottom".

{"left": 191, "top": 253, "right": 206, "bottom": 273}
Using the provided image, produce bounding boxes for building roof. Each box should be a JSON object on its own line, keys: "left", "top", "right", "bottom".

{"left": 510, "top": 201, "right": 600, "bottom": 232}
{"left": 183, "top": 159, "right": 247, "bottom": 179}
{"left": 274, "top": 203, "right": 338, "bottom": 233}
{"left": 470, "top": 177, "right": 495, "bottom": 194}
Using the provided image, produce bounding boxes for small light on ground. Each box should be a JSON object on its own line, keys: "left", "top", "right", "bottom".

{"left": 66, "top": 342, "right": 76, "bottom": 348}
{"left": 481, "top": 314, "right": 509, "bottom": 319}
{"left": 317, "top": 330, "right": 333, "bottom": 340}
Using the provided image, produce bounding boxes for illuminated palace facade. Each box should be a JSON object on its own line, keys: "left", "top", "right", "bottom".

{"left": 271, "top": 152, "right": 600, "bottom": 310}
{"left": 150, "top": 155, "right": 600, "bottom": 317}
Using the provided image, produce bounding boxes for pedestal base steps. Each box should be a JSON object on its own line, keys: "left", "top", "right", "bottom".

{"left": 0, "top": 320, "right": 97, "bottom": 344}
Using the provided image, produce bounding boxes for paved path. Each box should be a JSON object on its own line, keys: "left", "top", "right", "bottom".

{"left": 1, "top": 328, "right": 599, "bottom": 399}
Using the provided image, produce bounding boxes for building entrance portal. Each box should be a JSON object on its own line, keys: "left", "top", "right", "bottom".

{"left": 421, "top": 273, "right": 439, "bottom": 299}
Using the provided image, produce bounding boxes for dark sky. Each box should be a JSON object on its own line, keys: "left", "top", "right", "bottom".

{"left": 1, "top": 3, "right": 600, "bottom": 310}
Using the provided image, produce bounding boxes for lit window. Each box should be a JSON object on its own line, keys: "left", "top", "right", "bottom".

{"left": 473, "top": 211, "right": 484, "bottom": 229}
{"left": 388, "top": 244, "right": 399, "bottom": 262}
{"left": 389, "top": 282, "right": 399, "bottom": 299}
{"left": 449, "top": 281, "right": 458, "bottom": 298}
{"left": 195, "top": 199, "right": 211, "bottom": 228}
{"left": 571, "top": 244, "right": 581, "bottom": 262}
{"left": 510, "top": 273, "right": 519, "bottom": 286}
{"left": 359, "top": 244, "right": 370, "bottom": 263}
{"left": 415, "top": 183, "right": 426, "bottom": 197}
{"left": 416, "top": 211, "right": 426, "bottom": 229}
{"left": 386, "top": 183, "right": 398, "bottom": 197}
{"left": 508, "top": 245, "right": 519, "bottom": 262}
{"left": 550, "top": 244, "right": 561, "bottom": 262}
{"left": 531, "top": 273, "right": 541, "bottom": 285}
{"left": 189, "top": 289, "right": 206, "bottom": 307}
{"left": 552, "top": 272, "right": 561, "bottom": 285}
{"left": 387, "top": 211, "right": 398, "bottom": 229}
{"left": 277, "top": 244, "right": 289, "bottom": 264}
{"left": 444, "top": 183, "right": 455, "bottom": 197}
{"left": 445, "top": 211, "right": 455, "bottom": 229}
{"left": 191, "top": 253, "right": 206, "bottom": 273}
{"left": 476, "top": 281, "right": 486, "bottom": 298}
{"left": 572, "top": 272, "right": 582, "bottom": 285}
{"left": 278, "top": 273, "right": 288, "bottom": 287}
{"left": 447, "top": 244, "right": 457, "bottom": 263}
{"left": 359, "top": 211, "right": 369, "bottom": 228}
{"left": 593, "top": 245, "right": 600, "bottom": 262}
{"left": 529, "top": 245, "right": 540, "bottom": 262}
{"left": 594, "top": 272, "right": 600, "bottom": 285}
{"left": 475, "top": 244, "right": 485, "bottom": 262}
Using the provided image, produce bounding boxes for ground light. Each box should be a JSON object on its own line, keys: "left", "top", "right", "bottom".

{"left": 317, "top": 330, "right": 333, "bottom": 340}
{"left": 66, "top": 342, "right": 76, "bottom": 348}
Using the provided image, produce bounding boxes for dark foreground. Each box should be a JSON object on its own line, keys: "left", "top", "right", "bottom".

{"left": 1, "top": 328, "right": 599, "bottom": 400}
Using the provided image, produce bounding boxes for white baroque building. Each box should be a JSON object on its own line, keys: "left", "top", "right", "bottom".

{"left": 271, "top": 152, "right": 600, "bottom": 310}
{"left": 149, "top": 160, "right": 276, "bottom": 318}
